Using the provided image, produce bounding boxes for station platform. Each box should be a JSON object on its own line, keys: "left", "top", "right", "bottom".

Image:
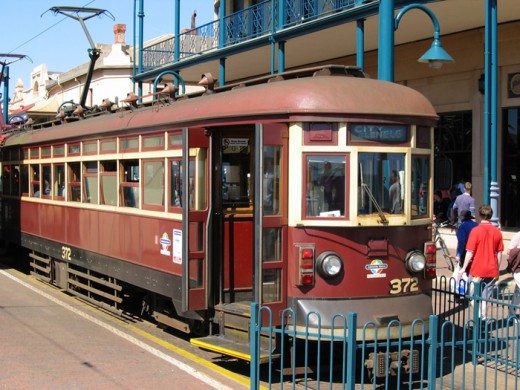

{"left": 0, "top": 265, "right": 247, "bottom": 389}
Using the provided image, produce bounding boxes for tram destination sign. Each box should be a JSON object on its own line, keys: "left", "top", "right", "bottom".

{"left": 350, "top": 124, "right": 407, "bottom": 142}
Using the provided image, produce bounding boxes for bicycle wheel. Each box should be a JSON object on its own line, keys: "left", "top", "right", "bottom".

{"left": 439, "top": 238, "right": 454, "bottom": 271}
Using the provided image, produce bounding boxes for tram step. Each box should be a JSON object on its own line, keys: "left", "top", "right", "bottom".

{"left": 190, "top": 335, "right": 276, "bottom": 363}
{"left": 215, "top": 302, "right": 251, "bottom": 334}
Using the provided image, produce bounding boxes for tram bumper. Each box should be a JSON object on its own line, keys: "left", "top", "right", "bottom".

{"left": 289, "top": 293, "right": 431, "bottom": 340}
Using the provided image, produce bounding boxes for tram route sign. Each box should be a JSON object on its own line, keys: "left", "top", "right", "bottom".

{"left": 351, "top": 124, "right": 407, "bottom": 142}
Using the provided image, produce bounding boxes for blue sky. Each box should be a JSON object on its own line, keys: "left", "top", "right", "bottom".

{"left": 1, "top": 0, "right": 213, "bottom": 97}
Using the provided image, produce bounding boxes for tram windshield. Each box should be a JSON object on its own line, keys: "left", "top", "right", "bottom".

{"left": 358, "top": 153, "right": 405, "bottom": 216}
{"left": 305, "top": 155, "right": 346, "bottom": 217}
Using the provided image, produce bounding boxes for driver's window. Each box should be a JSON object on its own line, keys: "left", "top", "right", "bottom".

{"left": 305, "top": 155, "right": 346, "bottom": 218}
{"left": 358, "top": 153, "right": 405, "bottom": 215}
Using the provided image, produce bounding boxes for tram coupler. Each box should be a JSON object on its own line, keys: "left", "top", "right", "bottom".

{"left": 365, "top": 349, "right": 419, "bottom": 377}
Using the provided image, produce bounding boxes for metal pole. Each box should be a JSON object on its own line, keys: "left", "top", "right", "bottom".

{"left": 174, "top": 0, "right": 180, "bottom": 63}
{"left": 218, "top": 0, "right": 225, "bottom": 49}
{"left": 489, "top": 0, "right": 499, "bottom": 225}
{"left": 138, "top": 0, "right": 144, "bottom": 97}
{"left": 2, "top": 66, "right": 8, "bottom": 124}
{"left": 377, "top": 0, "right": 395, "bottom": 81}
{"left": 483, "top": 0, "right": 491, "bottom": 203}
{"left": 356, "top": 19, "right": 365, "bottom": 71}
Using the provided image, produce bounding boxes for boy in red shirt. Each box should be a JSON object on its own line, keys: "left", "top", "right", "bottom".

{"left": 458, "top": 204, "right": 504, "bottom": 320}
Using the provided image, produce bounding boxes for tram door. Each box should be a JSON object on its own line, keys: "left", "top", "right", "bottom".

{"left": 210, "top": 124, "right": 287, "bottom": 318}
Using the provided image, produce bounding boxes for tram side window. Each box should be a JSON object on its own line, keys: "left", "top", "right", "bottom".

{"left": 143, "top": 160, "right": 164, "bottom": 210}
{"left": 20, "top": 164, "right": 29, "bottom": 195}
{"left": 83, "top": 161, "right": 99, "bottom": 204}
{"left": 54, "top": 164, "right": 65, "bottom": 199}
{"left": 358, "top": 153, "right": 405, "bottom": 215}
{"left": 263, "top": 146, "right": 281, "bottom": 215}
{"left": 169, "top": 159, "right": 183, "bottom": 209}
{"left": 411, "top": 156, "right": 430, "bottom": 218}
{"left": 305, "top": 155, "right": 346, "bottom": 217}
{"left": 10, "top": 165, "right": 20, "bottom": 196}
{"left": 100, "top": 161, "right": 117, "bottom": 206}
{"left": 120, "top": 160, "right": 139, "bottom": 208}
{"left": 2, "top": 166, "right": 11, "bottom": 195}
{"left": 189, "top": 148, "right": 207, "bottom": 211}
{"left": 68, "top": 163, "right": 81, "bottom": 202}
{"left": 41, "top": 165, "right": 52, "bottom": 198}
{"left": 31, "top": 164, "right": 40, "bottom": 197}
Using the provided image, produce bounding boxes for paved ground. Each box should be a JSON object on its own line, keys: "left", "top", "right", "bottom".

{"left": 0, "top": 266, "right": 248, "bottom": 390}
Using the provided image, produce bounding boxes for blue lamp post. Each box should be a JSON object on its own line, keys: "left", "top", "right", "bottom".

{"left": 378, "top": 2, "right": 454, "bottom": 82}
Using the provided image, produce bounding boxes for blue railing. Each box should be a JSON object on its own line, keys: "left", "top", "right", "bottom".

{"left": 141, "top": 0, "right": 359, "bottom": 72}
{"left": 250, "top": 279, "right": 520, "bottom": 389}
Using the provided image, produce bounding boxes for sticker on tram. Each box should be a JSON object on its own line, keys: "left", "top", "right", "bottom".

{"left": 365, "top": 259, "right": 388, "bottom": 279}
{"left": 160, "top": 232, "right": 171, "bottom": 256}
{"left": 172, "top": 229, "right": 182, "bottom": 264}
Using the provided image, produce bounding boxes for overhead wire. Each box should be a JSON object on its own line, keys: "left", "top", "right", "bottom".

{"left": 7, "top": 0, "right": 96, "bottom": 55}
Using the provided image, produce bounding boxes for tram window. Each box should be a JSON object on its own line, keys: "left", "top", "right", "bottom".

{"left": 305, "top": 155, "right": 346, "bottom": 217}
{"left": 20, "top": 165, "right": 29, "bottom": 195}
{"left": 169, "top": 159, "right": 183, "bottom": 209}
{"left": 68, "top": 144, "right": 81, "bottom": 156}
{"left": 190, "top": 148, "right": 207, "bottom": 211}
{"left": 53, "top": 145, "right": 65, "bottom": 157}
{"left": 120, "top": 137, "right": 139, "bottom": 152}
{"left": 83, "top": 161, "right": 98, "bottom": 204}
{"left": 30, "top": 148, "right": 39, "bottom": 159}
{"left": 358, "top": 153, "right": 405, "bottom": 215}
{"left": 42, "top": 165, "right": 52, "bottom": 198}
{"left": 23, "top": 148, "right": 29, "bottom": 160}
{"left": 100, "top": 139, "right": 117, "bottom": 154}
{"left": 68, "top": 162, "right": 81, "bottom": 202}
{"left": 142, "top": 135, "right": 165, "bottom": 150}
{"left": 262, "top": 269, "right": 281, "bottom": 303}
{"left": 10, "top": 165, "right": 20, "bottom": 196}
{"left": 143, "top": 160, "right": 164, "bottom": 209}
{"left": 411, "top": 156, "right": 430, "bottom": 218}
{"left": 83, "top": 141, "right": 98, "bottom": 155}
{"left": 41, "top": 147, "right": 51, "bottom": 158}
{"left": 121, "top": 160, "right": 139, "bottom": 208}
{"left": 31, "top": 164, "right": 40, "bottom": 197}
{"left": 222, "top": 138, "right": 250, "bottom": 208}
{"left": 54, "top": 164, "right": 65, "bottom": 199}
{"left": 169, "top": 133, "right": 182, "bottom": 149}
{"left": 100, "top": 161, "right": 117, "bottom": 206}
{"left": 263, "top": 146, "right": 281, "bottom": 215}
{"left": 2, "top": 166, "right": 11, "bottom": 195}
{"left": 263, "top": 228, "right": 281, "bottom": 261}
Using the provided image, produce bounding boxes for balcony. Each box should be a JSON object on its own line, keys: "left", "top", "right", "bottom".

{"left": 141, "top": 0, "right": 361, "bottom": 73}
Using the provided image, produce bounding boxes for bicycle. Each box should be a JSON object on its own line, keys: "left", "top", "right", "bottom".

{"left": 431, "top": 220, "right": 457, "bottom": 272}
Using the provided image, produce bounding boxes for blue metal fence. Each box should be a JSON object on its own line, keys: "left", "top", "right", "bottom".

{"left": 250, "top": 278, "right": 520, "bottom": 389}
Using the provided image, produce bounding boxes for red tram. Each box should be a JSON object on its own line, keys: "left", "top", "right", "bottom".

{"left": 0, "top": 65, "right": 438, "bottom": 362}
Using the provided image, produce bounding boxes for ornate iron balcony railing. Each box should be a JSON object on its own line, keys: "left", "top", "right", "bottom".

{"left": 141, "top": 0, "right": 359, "bottom": 72}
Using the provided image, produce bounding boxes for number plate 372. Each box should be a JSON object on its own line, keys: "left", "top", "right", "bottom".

{"left": 389, "top": 277, "right": 419, "bottom": 295}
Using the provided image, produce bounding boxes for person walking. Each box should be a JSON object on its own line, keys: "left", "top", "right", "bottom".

{"left": 452, "top": 181, "right": 476, "bottom": 224}
{"left": 458, "top": 204, "right": 504, "bottom": 320}
{"left": 453, "top": 210, "right": 478, "bottom": 293}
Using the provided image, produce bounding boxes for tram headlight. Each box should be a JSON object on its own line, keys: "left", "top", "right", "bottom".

{"left": 405, "top": 250, "right": 426, "bottom": 273}
{"left": 316, "top": 251, "right": 343, "bottom": 279}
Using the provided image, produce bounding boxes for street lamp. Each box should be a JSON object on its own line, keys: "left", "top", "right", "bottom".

{"left": 378, "top": 2, "right": 454, "bottom": 82}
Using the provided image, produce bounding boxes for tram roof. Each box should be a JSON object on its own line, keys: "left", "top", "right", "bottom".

{"left": 2, "top": 73, "right": 438, "bottom": 147}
